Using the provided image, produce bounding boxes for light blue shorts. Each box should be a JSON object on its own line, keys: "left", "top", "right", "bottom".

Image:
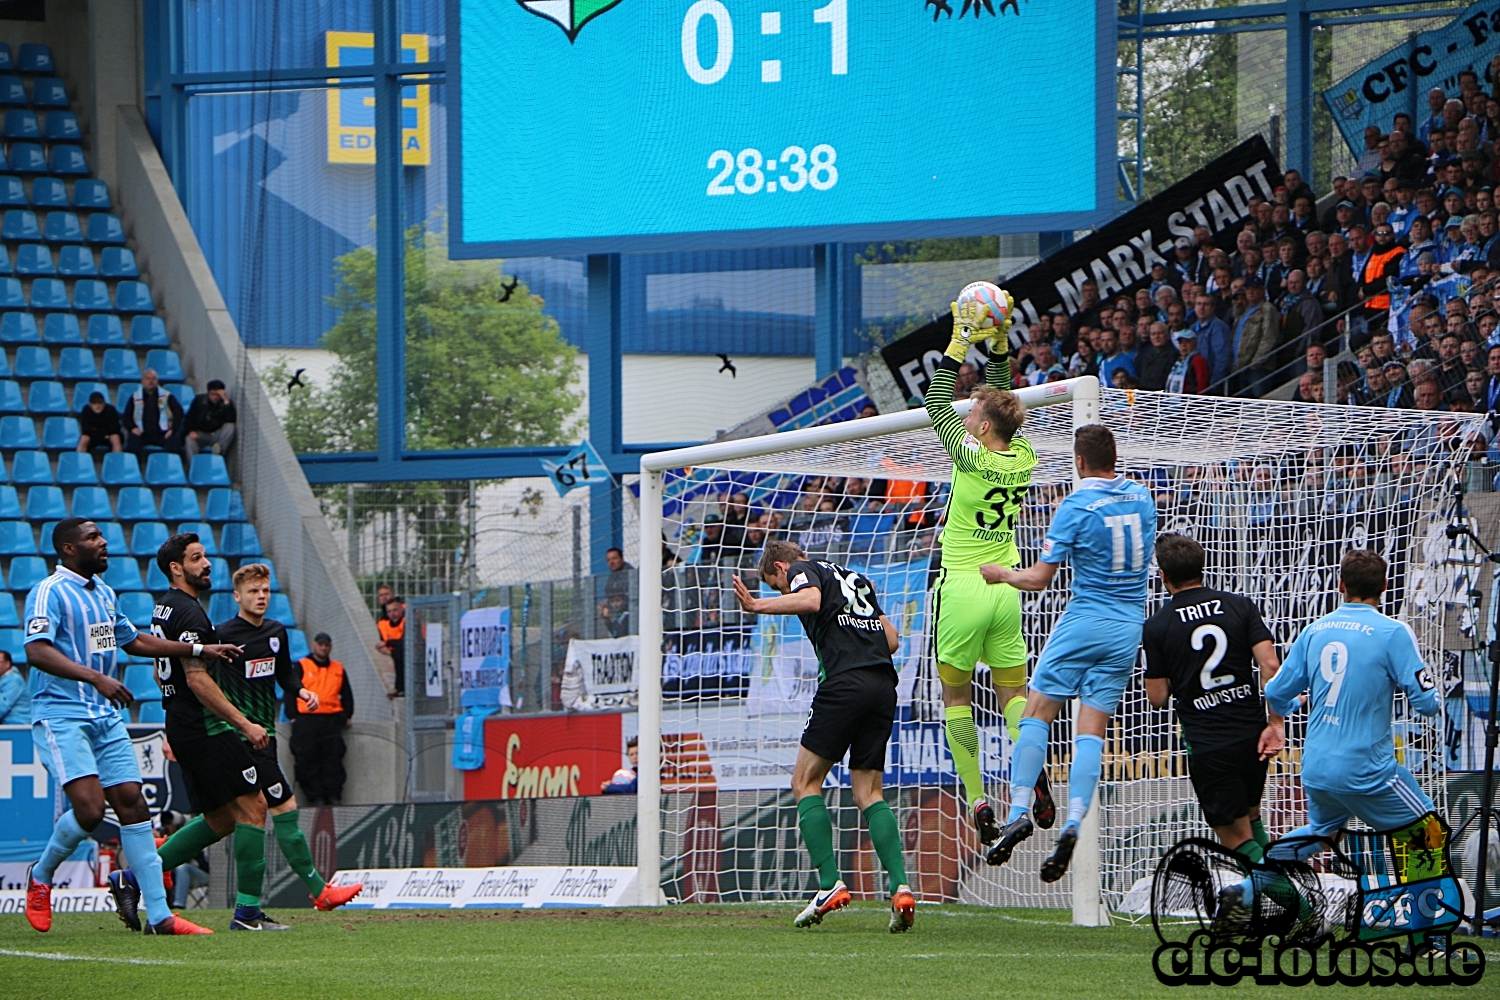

{"left": 1303, "top": 766, "right": 1436, "bottom": 836}
{"left": 33, "top": 714, "right": 141, "bottom": 790}
{"left": 1030, "top": 613, "right": 1142, "bottom": 715}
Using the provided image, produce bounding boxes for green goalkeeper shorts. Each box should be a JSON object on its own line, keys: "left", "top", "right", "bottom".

{"left": 934, "top": 567, "right": 1026, "bottom": 682}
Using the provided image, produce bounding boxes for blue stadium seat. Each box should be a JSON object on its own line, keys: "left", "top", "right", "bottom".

{"left": 115, "top": 283, "right": 154, "bottom": 314}
{"left": 158, "top": 486, "right": 199, "bottom": 521}
{"left": 128, "top": 521, "right": 167, "bottom": 556}
{"left": 0, "top": 247, "right": 10, "bottom": 275}
{"left": 143, "top": 349, "right": 183, "bottom": 382}
{"left": 144, "top": 452, "right": 186, "bottom": 486}
{"left": 258, "top": 559, "right": 281, "bottom": 591}
{"left": 55, "top": 451, "right": 95, "bottom": 484}
{"left": 0, "top": 279, "right": 22, "bottom": 309}
{"left": 220, "top": 522, "right": 262, "bottom": 557}
{"left": 145, "top": 558, "right": 168, "bottom": 591}
{"left": 69, "top": 485, "right": 110, "bottom": 520}
{"left": 187, "top": 453, "right": 230, "bottom": 488}
{"left": 9, "top": 450, "right": 49, "bottom": 483}
{"left": 99, "top": 348, "right": 139, "bottom": 381}
{"left": 0, "top": 379, "right": 22, "bottom": 413}
{"left": 204, "top": 488, "right": 246, "bottom": 522}
{"left": 85, "top": 213, "right": 123, "bottom": 244}
{"left": 128, "top": 315, "right": 167, "bottom": 346}
{"left": 0, "top": 520, "right": 34, "bottom": 554}
{"left": 268, "top": 593, "right": 296, "bottom": 627}
{"left": 71, "top": 178, "right": 109, "bottom": 209}
{"left": 178, "top": 522, "right": 217, "bottom": 555}
{"left": 41, "top": 111, "right": 79, "bottom": 143}
{"left": 2, "top": 208, "right": 37, "bottom": 240}
{"left": 122, "top": 663, "right": 155, "bottom": 699}
{"left": 28, "top": 176, "right": 65, "bottom": 208}
{"left": 136, "top": 701, "right": 165, "bottom": 724}
{"left": 30, "top": 78, "right": 67, "bottom": 108}
{"left": 0, "top": 46, "right": 12, "bottom": 73}
{"left": 0, "top": 485, "right": 20, "bottom": 518}
{"left": 165, "top": 383, "right": 193, "bottom": 410}
{"left": 85, "top": 314, "right": 123, "bottom": 345}
{"left": 7, "top": 556, "right": 45, "bottom": 588}
{"left": 0, "top": 176, "right": 23, "bottom": 206}
{"left": 100, "top": 455, "right": 141, "bottom": 491}
{"left": 113, "top": 382, "right": 138, "bottom": 413}
{"left": 24, "top": 485, "right": 64, "bottom": 520}
{"left": 56, "top": 347, "right": 95, "bottom": 380}
{"left": 99, "top": 248, "right": 136, "bottom": 279}
{"left": 206, "top": 556, "right": 232, "bottom": 591}
{"left": 43, "top": 313, "right": 82, "bottom": 344}
{"left": 2, "top": 109, "right": 36, "bottom": 140}
{"left": 17, "top": 45, "right": 54, "bottom": 75}
{"left": 13, "top": 244, "right": 50, "bottom": 275}
{"left": 96, "top": 520, "right": 126, "bottom": 553}
{"left": 69, "top": 280, "right": 109, "bottom": 311}
{"left": 42, "top": 211, "right": 81, "bottom": 243}
{"left": 0, "top": 593, "right": 17, "bottom": 627}
{"left": 0, "top": 76, "right": 24, "bottom": 106}
{"left": 103, "top": 557, "right": 143, "bottom": 592}
{"left": 287, "top": 629, "right": 309, "bottom": 662}
{"left": 208, "top": 591, "right": 236, "bottom": 622}
{"left": 7, "top": 142, "right": 44, "bottom": 173}
{"left": 28, "top": 278, "right": 67, "bottom": 310}
{"left": 12, "top": 345, "right": 51, "bottom": 378}
{"left": 40, "top": 416, "right": 77, "bottom": 450}
{"left": 49, "top": 146, "right": 87, "bottom": 176}
{"left": 0, "top": 628, "right": 26, "bottom": 664}
{"left": 0, "top": 312, "right": 36, "bottom": 343}
{"left": 0, "top": 348, "right": 10, "bottom": 378}
{"left": 114, "top": 486, "right": 155, "bottom": 520}
{"left": 118, "top": 591, "right": 153, "bottom": 628}
{"left": 69, "top": 380, "right": 107, "bottom": 411}
{"left": 26, "top": 381, "right": 67, "bottom": 413}
{"left": 0, "top": 414, "right": 35, "bottom": 449}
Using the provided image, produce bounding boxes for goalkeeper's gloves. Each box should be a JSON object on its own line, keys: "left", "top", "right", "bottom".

{"left": 945, "top": 294, "right": 1014, "bottom": 362}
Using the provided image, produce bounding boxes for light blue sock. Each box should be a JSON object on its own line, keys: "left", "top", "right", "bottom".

{"left": 1065, "top": 734, "right": 1104, "bottom": 830}
{"left": 119, "top": 821, "right": 171, "bottom": 925}
{"left": 1006, "top": 718, "right": 1049, "bottom": 824}
{"left": 1267, "top": 824, "right": 1326, "bottom": 863}
{"left": 34, "top": 809, "right": 88, "bottom": 885}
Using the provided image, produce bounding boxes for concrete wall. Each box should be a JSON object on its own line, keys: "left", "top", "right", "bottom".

{"left": 116, "top": 105, "right": 402, "bottom": 803}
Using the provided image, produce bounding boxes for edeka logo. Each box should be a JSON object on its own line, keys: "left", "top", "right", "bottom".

{"left": 517, "top": 0, "right": 624, "bottom": 42}
{"left": 502, "top": 733, "right": 581, "bottom": 799}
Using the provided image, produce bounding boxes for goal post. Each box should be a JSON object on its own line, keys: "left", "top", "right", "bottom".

{"left": 634, "top": 379, "right": 1480, "bottom": 920}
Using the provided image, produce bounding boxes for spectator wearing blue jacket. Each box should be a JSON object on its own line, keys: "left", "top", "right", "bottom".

{"left": 1190, "top": 293, "right": 1234, "bottom": 389}
{"left": 0, "top": 650, "right": 27, "bottom": 724}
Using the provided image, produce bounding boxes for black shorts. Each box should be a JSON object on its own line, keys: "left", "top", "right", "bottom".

{"left": 172, "top": 730, "right": 260, "bottom": 815}
{"left": 800, "top": 666, "right": 897, "bottom": 771}
{"left": 1188, "top": 736, "right": 1269, "bottom": 829}
{"left": 248, "top": 738, "right": 294, "bottom": 808}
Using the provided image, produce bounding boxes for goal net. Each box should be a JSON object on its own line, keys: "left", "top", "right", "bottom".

{"left": 634, "top": 378, "right": 1485, "bottom": 918}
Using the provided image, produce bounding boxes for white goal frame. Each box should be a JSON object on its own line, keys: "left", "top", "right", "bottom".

{"left": 634, "top": 376, "right": 1102, "bottom": 919}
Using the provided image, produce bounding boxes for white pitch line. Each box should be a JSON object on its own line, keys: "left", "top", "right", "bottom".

{"left": 0, "top": 948, "right": 181, "bottom": 966}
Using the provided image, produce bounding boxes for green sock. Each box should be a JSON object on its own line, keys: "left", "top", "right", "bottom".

{"left": 156, "top": 814, "right": 223, "bottom": 870}
{"left": 233, "top": 822, "right": 266, "bottom": 909}
{"left": 1234, "top": 839, "right": 1265, "bottom": 865}
{"left": 943, "top": 705, "right": 985, "bottom": 804}
{"left": 862, "top": 799, "right": 908, "bottom": 892}
{"left": 272, "top": 810, "right": 327, "bottom": 896}
{"left": 796, "top": 795, "right": 839, "bottom": 891}
{"left": 1003, "top": 696, "right": 1027, "bottom": 744}
{"left": 1250, "top": 817, "right": 1270, "bottom": 849}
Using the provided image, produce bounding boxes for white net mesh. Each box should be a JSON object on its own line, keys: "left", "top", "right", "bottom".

{"left": 646, "top": 386, "right": 1484, "bottom": 911}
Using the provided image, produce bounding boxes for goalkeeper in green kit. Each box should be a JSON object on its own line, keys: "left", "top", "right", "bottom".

{"left": 925, "top": 293, "right": 1056, "bottom": 849}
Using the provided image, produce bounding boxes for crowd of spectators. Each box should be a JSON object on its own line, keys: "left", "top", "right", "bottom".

{"left": 76, "top": 373, "right": 238, "bottom": 457}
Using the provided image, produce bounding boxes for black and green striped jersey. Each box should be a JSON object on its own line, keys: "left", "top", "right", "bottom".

{"left": 153, "top": 588, "right": 233, "bottom": 740}
{"left": 924, "top": 355, "right": 1037, "bottom": 571}
{"left": 213, "top": 614, "right": 298, "bottom": 732}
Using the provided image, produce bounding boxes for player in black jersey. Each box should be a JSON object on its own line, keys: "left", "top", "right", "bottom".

{"left": 733, "top": 540, "right": 916, "bottom": 933}
{"left": 1141, "top": 534, "right": 1285, "bottom": 870}
{"left": 215, "top": 562, "right": 362, "bottom": 915}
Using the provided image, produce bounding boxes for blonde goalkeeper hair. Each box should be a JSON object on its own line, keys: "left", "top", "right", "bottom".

{"left": 969, "top": 385, "right": 1025, "bottom": 442}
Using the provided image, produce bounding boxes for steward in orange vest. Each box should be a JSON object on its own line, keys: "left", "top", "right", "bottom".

{"left": 289, "top": 632, "right": 353, "bottom": 805}
{"left": 1360, "top": 225, "right": 1406, "bottom": 318}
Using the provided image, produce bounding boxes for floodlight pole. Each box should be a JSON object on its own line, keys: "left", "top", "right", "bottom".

{"left": 373, "top": 0, "right": 406, "bottom": 466}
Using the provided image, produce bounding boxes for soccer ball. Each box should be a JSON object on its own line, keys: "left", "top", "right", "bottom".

{"left": 956, "top": 281, "right": 1011, "bottom": 329}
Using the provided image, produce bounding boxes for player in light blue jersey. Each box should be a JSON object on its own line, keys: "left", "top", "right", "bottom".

{"left": 980, "top": 425, "right": 1157, "bottom": 881}
{"left": 24, "top": 518, "right": 240, "bottom": 936}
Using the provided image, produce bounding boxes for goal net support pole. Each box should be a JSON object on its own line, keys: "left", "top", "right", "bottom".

{"left": 636, "top": 377, "right": 1102, "bottom": 915}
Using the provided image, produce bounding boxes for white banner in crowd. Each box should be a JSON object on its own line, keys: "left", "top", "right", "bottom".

{"left": 425, "top": 623, "right": 444, "bottom": 699}
{"left": 328, "top": 866, "right": 639, "bottom": 909}
{"left": 460, "top": 605, "right": 511, "bottom": 707}
{"left": 569, "top": 637, "right": 639, "bottom": 698}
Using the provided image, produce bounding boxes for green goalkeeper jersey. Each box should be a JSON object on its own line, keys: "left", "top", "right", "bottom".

{"left": 924, "top": 353, "right": 1037, "bottom": 571}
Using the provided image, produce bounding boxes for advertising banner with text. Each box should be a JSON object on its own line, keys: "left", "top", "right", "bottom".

{"left": 462, "top": 713, "right": 624, "bottom": 801}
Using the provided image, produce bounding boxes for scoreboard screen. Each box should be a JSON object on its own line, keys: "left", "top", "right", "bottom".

{"left": 448, "top": 0, "right": 1114, "bottom": 255}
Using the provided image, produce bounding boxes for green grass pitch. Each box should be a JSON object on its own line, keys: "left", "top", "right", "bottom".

{"left": 0, "top": 905, "right": 1492, "bottom": 999}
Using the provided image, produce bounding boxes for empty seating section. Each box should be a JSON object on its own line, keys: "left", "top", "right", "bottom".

{"left": 0, "top": 44, "right": 288, "bottom": 722}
